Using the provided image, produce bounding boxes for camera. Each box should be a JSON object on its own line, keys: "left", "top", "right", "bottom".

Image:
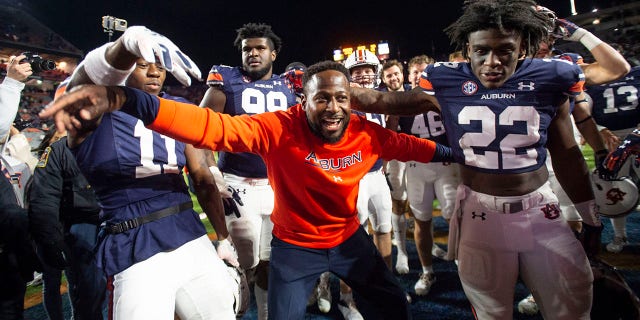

{"left": 102, "top": 16, "right": 127, "bottom": 32}
{"left": 21, "top": 52, "right": 56, "bottom": 73}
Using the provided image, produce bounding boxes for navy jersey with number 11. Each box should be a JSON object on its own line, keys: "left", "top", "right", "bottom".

{"left": 419, "top": 59, "right": 584, "bottom": 174}
{"left": 73, "top": 93, "right": 206, "bottom": 276}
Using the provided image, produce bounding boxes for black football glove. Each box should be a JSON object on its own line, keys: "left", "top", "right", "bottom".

{"left": 223, "top": 186, "right": 244, "bottom": 219}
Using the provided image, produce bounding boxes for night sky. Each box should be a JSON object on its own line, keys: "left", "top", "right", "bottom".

{"left": 6, "top": 0, "right": 633, "bottom": 79}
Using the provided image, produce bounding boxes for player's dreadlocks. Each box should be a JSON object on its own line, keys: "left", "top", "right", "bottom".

{"left": 234, "top": 22, "right": 283, "bottom": 53}
{"left": 444, "top": 0, "right": 550, "bottom": 59}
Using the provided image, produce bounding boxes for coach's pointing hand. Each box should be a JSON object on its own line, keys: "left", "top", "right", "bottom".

{"left": 40, "top": 85, "right": 126, "bottom": 134}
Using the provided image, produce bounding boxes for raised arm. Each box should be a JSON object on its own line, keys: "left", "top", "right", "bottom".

{"left": 69, "top": 26, "right": 201, "bottom": 90}
{"left": 0, "top": 55, "right": 32, "bottom": 139}
{"left": 555, "top": 18, "right": 630, "bottom": 85}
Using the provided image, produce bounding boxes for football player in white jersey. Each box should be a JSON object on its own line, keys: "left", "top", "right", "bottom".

{"left": 387, "top": 55, "right": 461, "bottom": 297}
{"left": 381, "top": 59, "right": 413, "bottom": 275}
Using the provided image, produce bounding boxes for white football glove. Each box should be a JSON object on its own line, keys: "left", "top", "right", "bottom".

{"left": 121, "top": 26, "right": 201, "bottom": 86}
{"left": 217, "top": 238, "right": 240, "bottom": 268}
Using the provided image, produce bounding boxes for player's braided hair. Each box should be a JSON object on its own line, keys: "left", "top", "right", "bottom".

{"left": 444, "top": 0, "right": 549, "bottom": 59}
{"left": 302, "top": 61, "right": 350, "bottom": 93}
{"left": 234, "top": 22, "right": 283, "bottom": 53}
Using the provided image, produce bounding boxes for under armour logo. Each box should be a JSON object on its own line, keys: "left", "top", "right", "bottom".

{"left": 273, "top": 80, "right": 282, "bottom": 86}
{"left": 606, "top": 188, "right": 627, "bottom": 205}
{"left": 409, "top": 163, "right": 417, "bottom": 168}
{"left": 541, "top": 203, "right": 560, "bottom": 220}
{"left": 333, "top": 176, "right": 343, "bottom": 182}
{"left": 471, "top": 211, "right": 486, "bottom": 220}
{"left": 518, "top": 81, "right": 535, "bottom": 91}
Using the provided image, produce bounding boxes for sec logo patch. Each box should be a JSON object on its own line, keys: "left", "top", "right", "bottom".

{"left": 461, "top": 80, "right": 478, "bottom": 95}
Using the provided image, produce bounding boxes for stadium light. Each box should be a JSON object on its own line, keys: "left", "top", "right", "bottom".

{"left": 378, "top": 42, "right": 389, "bottom": 55}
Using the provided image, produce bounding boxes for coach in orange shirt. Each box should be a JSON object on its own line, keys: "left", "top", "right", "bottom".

{"left": 42, "top": 60, "right": 452, "bottom": 320}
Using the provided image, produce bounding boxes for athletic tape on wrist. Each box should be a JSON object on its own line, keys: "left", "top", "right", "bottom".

{"left": 83, "top": 42, "right": 134, "bottom": 86}
{"left": 578, "top": 30, "right": 603, "bottom": 51}
{"left": 575, "top": 199, "right": 601, "bottom": 226}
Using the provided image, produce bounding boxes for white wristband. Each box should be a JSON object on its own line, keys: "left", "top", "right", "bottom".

{"left": 571, "top": 29, "right": 603, "bottom": 51}
{"left": 83, "top": 42, "right": 135, "bottom": 86}
{"left": 575, "top": 199, "right": 601, "bottom": 226}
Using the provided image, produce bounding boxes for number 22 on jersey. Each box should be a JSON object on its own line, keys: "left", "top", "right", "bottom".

{"left": 458, "top": 106, "right": 540, "bottom": 170}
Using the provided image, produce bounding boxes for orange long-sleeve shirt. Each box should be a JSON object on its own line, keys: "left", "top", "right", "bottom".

{"left": 149, "top": 97, "right": 438, "bottom": 248}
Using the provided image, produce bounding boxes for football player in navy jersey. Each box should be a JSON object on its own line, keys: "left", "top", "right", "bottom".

{"left": 347, "top": 0, "right": 610, "bottom": 318}
{"left": 199, "top": 22, "right": 297, "bottom": 320}
{"left": 385, "top": 56, "right": 460, "bottom": 297}
{"left": 517, "top": 13, "right": 630, "bottom": 311}
{"left": 62, "top": 27, "right": 238, "bottom": 319}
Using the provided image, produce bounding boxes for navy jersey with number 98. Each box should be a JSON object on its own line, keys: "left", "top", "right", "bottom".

{"left": 207, "top": 65, "right": 297, "bottom": 178}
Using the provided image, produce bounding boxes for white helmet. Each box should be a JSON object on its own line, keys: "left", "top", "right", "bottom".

{"left": 344, "top": 49, "right": 380, "bottom": 88}
{"left": 225, "top": 261, "right": 250, "bottom": 317}
{"left": 591, "top": 171, "right": 639, "bottom": 218}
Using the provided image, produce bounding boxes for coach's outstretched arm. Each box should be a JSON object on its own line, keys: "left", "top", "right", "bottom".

{"left": 41, "top": 85, "right": 211, "bottom": 145}
{"left": 350, "top": 86, "right": 440, "bottom": 115}
{"left": 40, "top": 85, "right": 128, "bottom": 135}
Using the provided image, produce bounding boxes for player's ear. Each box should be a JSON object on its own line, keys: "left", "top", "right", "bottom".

{"left": 300, "top": 94, "right": 307, "bottom": 109}
{"left": 519, "top": 41, "right": 527, "bottom": 59}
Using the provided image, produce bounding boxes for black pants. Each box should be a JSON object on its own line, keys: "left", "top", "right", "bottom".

{"left": 269, "top": 226, "right": 411, "bottom": 320}
{"left": 0, "top": 253, "right": 27, "bottom": 320}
